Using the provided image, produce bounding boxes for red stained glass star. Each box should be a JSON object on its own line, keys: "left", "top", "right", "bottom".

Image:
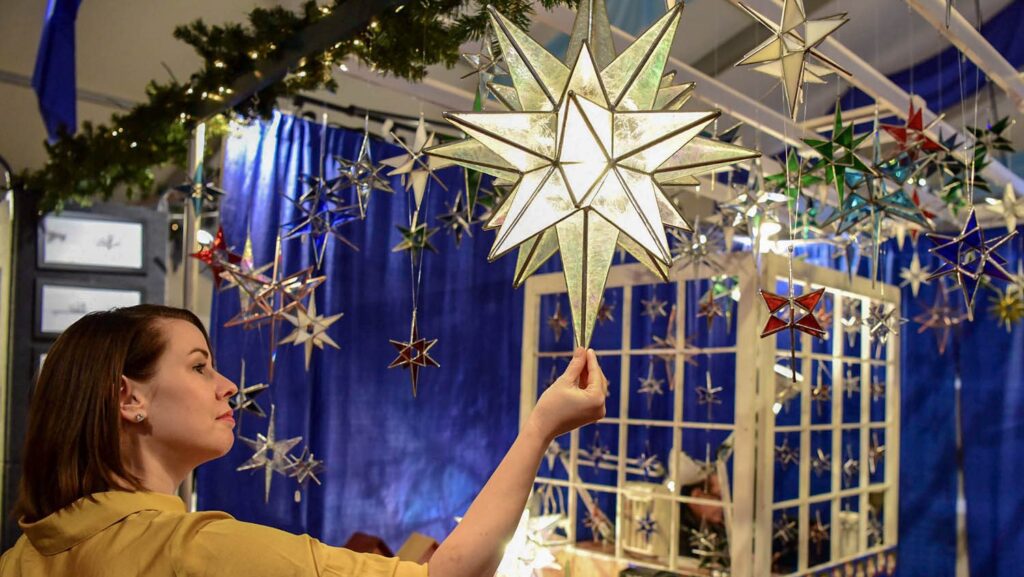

{"left": 759, "top": 287, "right": 828, "bottom": 339}
{"left": 880, "top": 102, "right": 946, "bottom": 159}
{"left": 190, "top": 226, "right": 241, "bottom": 288}
{"left": 389, "top": 322, "right": 440, "bottom": 398}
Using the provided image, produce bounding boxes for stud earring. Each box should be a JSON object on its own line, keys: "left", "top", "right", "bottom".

{"left": 135, "top": 414, "right": 146, "bottom": 423}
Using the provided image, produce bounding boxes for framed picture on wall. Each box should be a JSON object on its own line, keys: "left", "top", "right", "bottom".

{"left": 38, "top": 212, "right": 145, "bottom": 272}
{"left": 36, "top": 282, "right": 143, "bottom": 337}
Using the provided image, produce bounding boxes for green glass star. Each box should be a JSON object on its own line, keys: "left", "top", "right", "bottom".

{"left": 765, "top": 149, "right": 821, "bottom": 211}
{"left": 392, "top": 221, "right": 439, "bottom": 255}
{"left": 802, "top": 103, "right": 876, "bottom": 205}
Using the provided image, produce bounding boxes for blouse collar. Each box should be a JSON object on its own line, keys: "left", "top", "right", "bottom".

{"left": 19, "top": 491, "right": 185, "bottom": 555}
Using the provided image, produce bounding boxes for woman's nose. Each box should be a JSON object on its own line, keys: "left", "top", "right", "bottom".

{"left": 218, "top": 372, "right": 239, "bottom": 399}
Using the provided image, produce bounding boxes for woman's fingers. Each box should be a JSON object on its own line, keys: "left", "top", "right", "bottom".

{"left": 561, "top": 347, "right": 586, "bottom": 385}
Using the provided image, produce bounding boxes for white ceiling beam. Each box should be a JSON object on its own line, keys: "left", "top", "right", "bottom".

{"left": 905, "top": 0, "right": 1024, "bottom": 113}
{"left": 728, "top": 0, "right": 1024, "bottom": 200}
{"left": 531, "top": 5, "right": 824, "bottom": 151}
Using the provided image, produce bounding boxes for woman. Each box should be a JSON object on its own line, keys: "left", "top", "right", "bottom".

{"left": 0, "top": 305, "right": 608, "bottom": 576}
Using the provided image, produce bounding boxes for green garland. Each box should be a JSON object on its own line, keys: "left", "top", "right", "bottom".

{"left": 20, "top": 0, "right": 578, "bottom": 212}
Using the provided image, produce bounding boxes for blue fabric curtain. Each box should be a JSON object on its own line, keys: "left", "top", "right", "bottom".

{"left": 841, "top": 0, "right": 1024, "bottom": 115}
{"left": 32, "top": 0, "right": 83, "bottom": 141}
{"left": 197, "top": 112, "right": 524, "bottom": 547}
{"left": 957, "top": 230, "right": 1024, "bottom": 577}
{"left": 201, "top": 111, "right": 1023, "bottom": 576}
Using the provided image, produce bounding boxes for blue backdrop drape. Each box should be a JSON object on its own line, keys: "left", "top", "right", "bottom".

{"left": 199, "top": 111, "right": 1023, "bottom": 576}
{"left": 197, "top": 112, "right": 524, "bottom": 547}
{"left": 841, "top": 0, "right": 1024, "bottom": 115}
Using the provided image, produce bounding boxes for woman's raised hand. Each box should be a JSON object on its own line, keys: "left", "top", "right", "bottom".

{"left": 527, "top": 347, "right": 608, "bottom": 442}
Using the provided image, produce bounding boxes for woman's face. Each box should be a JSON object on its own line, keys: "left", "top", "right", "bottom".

{"left": 128, "top": 319, "right": 238, "bottom": 466}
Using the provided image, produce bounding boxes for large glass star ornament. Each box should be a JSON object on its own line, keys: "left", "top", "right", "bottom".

{"left": 734, "top": 0, "right": 849, "bottom": 118}
{"left": 427, "top": 3, "right": 757, "bottom": 347}
{"left": 926, "top": 207, "right": 1019, "bottom": 317}
{"left": 278, "top": 295, "right": 343, "bottom": 370}
{"left": 236, "top": 404, "right": 303, "bottom": 502}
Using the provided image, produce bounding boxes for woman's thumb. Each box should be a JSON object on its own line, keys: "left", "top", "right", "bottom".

{"left": 561, "top": 347, "right": 586, "bottom": 381}
{"left": 586, "top": 349, "right": 602, "bottom": 387}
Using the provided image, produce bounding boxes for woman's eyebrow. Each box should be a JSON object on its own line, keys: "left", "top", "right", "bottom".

{"left": 188, "top": 348, "right": 210, "bottom": 358}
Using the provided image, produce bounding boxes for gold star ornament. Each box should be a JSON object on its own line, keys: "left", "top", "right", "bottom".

{"left": 427, "top": 1, "right": 758, "bottom": 347}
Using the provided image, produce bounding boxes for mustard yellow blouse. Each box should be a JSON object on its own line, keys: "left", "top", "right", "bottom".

{"left": 0, "top": 491, "right": 428, "bottom": 576}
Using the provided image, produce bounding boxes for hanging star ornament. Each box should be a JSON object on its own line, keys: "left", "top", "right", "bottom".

{"left": 775, "top": 436, "right": 800, "bottom": 470}
{"left": 237, "top": 404, "right": 303, "bottom": 502}
{"left": 913, "top": 282, "right": 967, "bottom": 355}
{"left": 803, "top": 103, "right": 876, "bottom": 204}
{"left": 689, "top": 522, "right": 729, "bottom": 569}
{"left": 867, "top": 433, "right": 885, "bottom": 475}
{"left": 810, "top": 448, "right": 831, "bottom": 477}
{"left": 190, "top": 226, "right": 242, "bottom": 289}
{"left": 863, "top": 303, "right": 907, "bottom": 354}
{"left": 547, "top": 301, "right": 569, "bottom": 342}
{"left": 334, "top": 117, "right": 395, "bottom": 220}
{"left": 637, "top": 360, "right": 665, "bottom": 412}
{"left": 382, "top": 117, "right": 449, "bottom": 210}
{"left": 734, "top": 0, "right": 850, "bottom": 119}
{"left": 926, "top": 207, "right": 1019, "bottom": 318}
{"left": 641, "top": 295, "right": 668, "bottom": 320}
{"left": 989, "top": 286, "right": 1024, "bottom": 332}
{"left": 426, "top": 1, "right": 758, "bottom": 347}
{"left": 278, "top": 295, "right": 343, "bottom": 370}
{"left": 392, "top": 221, "right": 439, "bottom": 255}
{"left": 635, "top": 510, "right": 658, "bottom": 544}
{"left": 388, "top": 313, "right": 440, "bottom": 397}
{"left": 695, "top": 372, "right": 723, "bottom": 408}
{"left": 899, "top": 250, "right": 932, "bottom": 297}
{"left": 286, "top": 446, "right": 325, "bottom": 488}
{"left": 760, "top": 282, "right": 828, "bottom": 381}
{"left": 809, "top": 510, "right": 831, "bottom": 556}
{"left": 842, "top": 445, "right": 859, "bottom": 487}
{"left": 229, "top": 371, "right": 269, "bottom": 419}
{"left": 773, "top": 512, "right": 797, "bottom": 544}
{"left": 984, "top": 183, "right": 1024, "bottom": 234}
{"left": 881, "top": 101, "right": 947, "bottom": 160}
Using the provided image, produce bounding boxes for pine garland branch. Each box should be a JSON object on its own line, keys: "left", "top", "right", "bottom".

{"left": 20, "top": 0, "right": 578, "bottom": 212}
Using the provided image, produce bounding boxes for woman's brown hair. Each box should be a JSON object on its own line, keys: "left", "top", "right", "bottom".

{"left": 12, "top": 304, "right": 211, "bottom": 522}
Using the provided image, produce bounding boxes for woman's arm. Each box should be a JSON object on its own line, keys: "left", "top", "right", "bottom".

{"left": 427, "top": 348, "right": 608, "bottom": 577}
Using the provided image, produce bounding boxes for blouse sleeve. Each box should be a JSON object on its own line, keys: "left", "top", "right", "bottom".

{"left": 172, "top": 511, "right": 428, "bottom": 577}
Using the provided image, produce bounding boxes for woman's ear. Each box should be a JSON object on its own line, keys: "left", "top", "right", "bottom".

{"left": 119, "top": 376, "right": 147, "bottom": 424}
